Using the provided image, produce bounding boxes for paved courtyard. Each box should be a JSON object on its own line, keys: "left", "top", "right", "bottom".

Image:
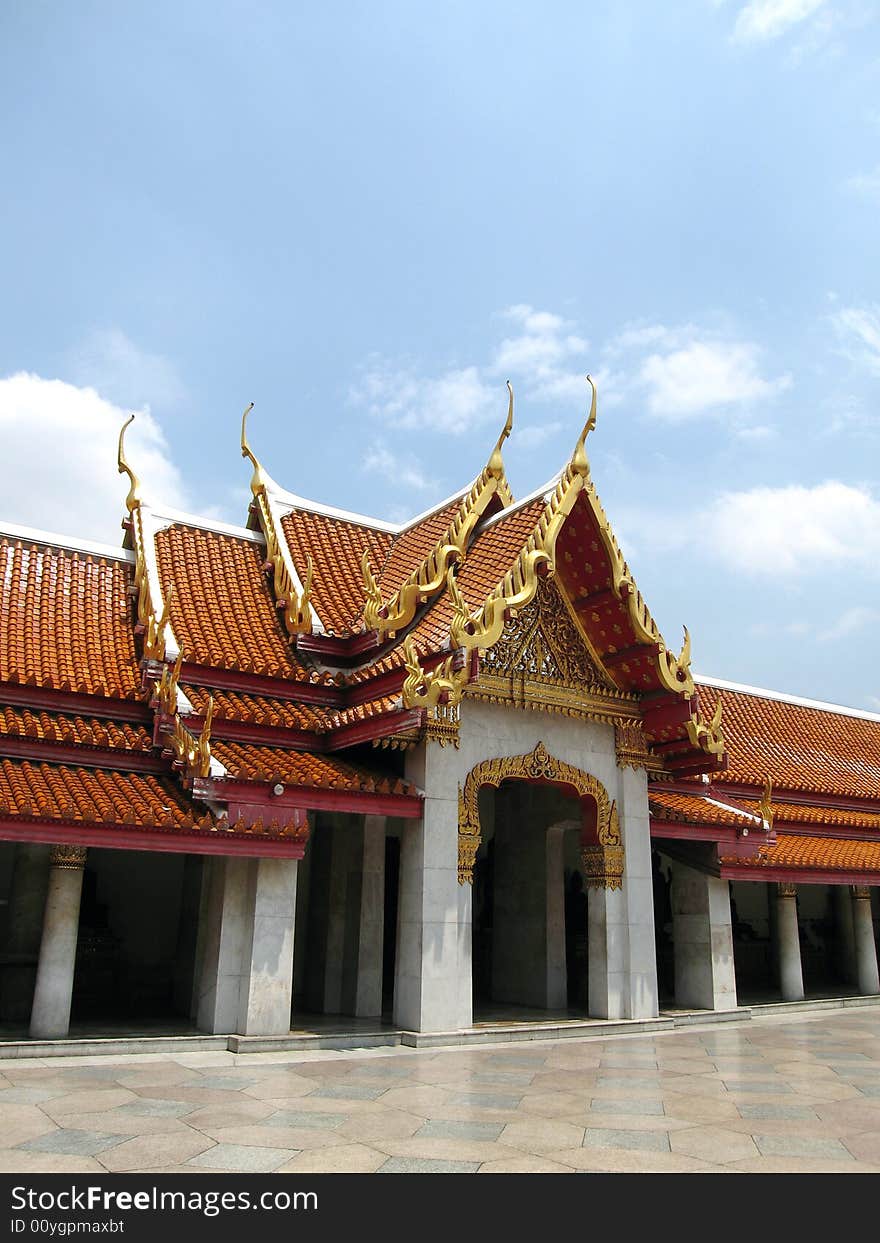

{"left": 1, "top": 1007, "right": 880, "bottom": 1174}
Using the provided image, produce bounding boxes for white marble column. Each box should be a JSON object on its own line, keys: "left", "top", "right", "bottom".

{"left": 777, "top": 883, "right": 805, "bottom": 1002}
{"left": 354, "top": 815, "right": 386, "bottom": 1017}
{"left": 29, "top": 844, "right": 86, "bottom": 1040}
{"left": 852, "top": 886, "right": 880, "bottom": 996}
{"left": 237, "top": 857, "right": 298, "bottom": 1036}
{"left": 587, "top": 883, "right": 627, "bottom": 1018}
{"left": 545, "top": 826, "right": 568, "bottom": 1011}
{"left": 393, "top": 741, "right": 471, "bottom": 1032}
{"left": 197, "top": 854, "right": 298, "bottom": 1036}
{"left": 671, "top": 863, "right": 737, "bottom": 1011}
{"left": 618, "top": 765, "right": 660, "bottom": 1020}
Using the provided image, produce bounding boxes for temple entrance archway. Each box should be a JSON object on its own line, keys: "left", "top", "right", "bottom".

{"left": 460, "top": 741, "right": 622, "bottom": 1021}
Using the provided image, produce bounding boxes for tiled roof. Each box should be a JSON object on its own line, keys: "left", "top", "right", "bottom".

{"left": 649, "top": 788, "right": 758, "bottom": 827}
{"left": 722, "top": 833, "right": 880, "bottom": 874}
{"left": 696, "top": 683, "right": 880, "bottom": 800}
{"left": 182, "top": 684, "right": 332, "bottom": 732}
{"left": 211, "top": 740, "right": 416, "bottom": 794}
{"left": 376, "top": 501, "right": 466, "bottom": 597}
{"left": 0, "top": 706, "right": 152, "bottom": 753}
{"left": 740, "top": 799, "right": 880, "bottom": 832}
{"left": 154, "top": 524, "right": 307, "bottom": 679}
{"left": 280, "top": 509, "right": 393, "bottom": 634}
{"left": 0, "top": 758, "right": 206, "bottom": 828}
{"left": 0, "top": 538, "right": 140, "bottom": 700}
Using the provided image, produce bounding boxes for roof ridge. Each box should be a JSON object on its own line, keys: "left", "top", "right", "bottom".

{"left": 695, "top": 675, "right": 880, "bottom": 725}
{"left": 0, "top": 521, "right": 134, "bottom": 563}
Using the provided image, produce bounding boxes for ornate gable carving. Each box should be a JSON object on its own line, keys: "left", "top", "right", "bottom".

{"left": 467, "top": 578, "right": 638, "bottom": 722}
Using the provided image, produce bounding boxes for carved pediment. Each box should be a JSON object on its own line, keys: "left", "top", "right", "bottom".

{"left": 468, "top": 578, "right": 636, "bottom": 720}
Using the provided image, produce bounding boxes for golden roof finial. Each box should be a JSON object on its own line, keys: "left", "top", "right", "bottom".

{"left": 487, "top": 381, "right": 514, "bottom": 477}
{"left": 196, "top": 695, "right": 214, "bottom": 779}
{"left": 678, "top": 625, "right": 692, "bottom": 674}
{"left": 571, "top": 374, "right": 597, "bottom": 477}
{"left": 709, "top": 695, "right": 723, "bottom": 733}
{"left": 240, "top": 401, "right": 268, "bottom": 493}
{"left": 117, "top": 414, "right": 142, "bottom": 513}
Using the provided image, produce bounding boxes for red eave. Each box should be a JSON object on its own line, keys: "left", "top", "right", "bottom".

{"left": 0, "top": 736, "right": 164, "bottom": 773}
{"left": 180, "top": 661, "right": 345, "bottom": 707}
{"left": 0, "top": 817, "right": 307, "bottom": 859}
{"left": 719, "top": 862, "right": 880, "bottom": 886}
{"left": 199, "top": 776, "right": 423, "bottom": 820}
{"left": 323, "top": 707, "right": 425, "bottom": 752}
{"left": 0, "top": 682, "right": 150, "bottom": 724}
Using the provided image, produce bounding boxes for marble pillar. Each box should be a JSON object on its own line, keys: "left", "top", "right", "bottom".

{"left": 671, "top": 863, "right": 737, "bottom": 1011}
{"left": 587, "top": 883, "right": 627, "bottom": 1019}
{"left": 617, "top": 765, "right": 660, "bottom": 1020}
{"left": 354, "top": 816, "right": 386, "bottom": 1017}
{"left": 197, "top": 855, "right": 298, "bottom": 1036}
{"left": 776, "top": 883, "right": 805, "bottom": 1002}
{"left": 852, "top": 886, "right": 880, "bottom": 996}
{"left": 394, "top": 741, "right": 471, "bottom": 1032}
{"left": 29, "top": 845, "right": 87, "bottom": 1040}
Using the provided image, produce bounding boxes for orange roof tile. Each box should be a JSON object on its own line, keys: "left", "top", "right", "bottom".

{"left": 0, "top": 539, "right": 140, "bottom": 700}
{"left": 697, "top": 684, "right": 880, "bottom": 800}
{"left": 722, "top": 833, "right": 880, "bottom": 874}
{"left": 649, "top": 787, "right": 758, "bottom": 827}
{"left": 739, "top": 799, "right": 880, "bottom": 832}
{"left": 280, "top": 509, "right": 393, "bottom": 635}
{"left": 376, "top": 501, "right": 466, "bottom": 597}
{"left": 212, "top": 740, "right": 417, "bottom": 794}
{"left": 0, "top": 706, "right": 152, "bottom": 753}
{"left": 154, "top": 524, "right": 307, "bottom": 679}
{"left": 0, "top": 758, "right": 203, "bottom": 828}
{"left": 182, "top": 684, "right": 332, "bottom": 732}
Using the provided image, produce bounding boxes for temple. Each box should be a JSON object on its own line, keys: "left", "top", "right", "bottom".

{"left": 1, "top": 379, "right": 878, "bottom": 1049}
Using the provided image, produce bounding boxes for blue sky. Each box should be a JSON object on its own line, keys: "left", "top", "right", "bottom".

{"left": 1, "top": 1, "right": 879, "bottom": 709}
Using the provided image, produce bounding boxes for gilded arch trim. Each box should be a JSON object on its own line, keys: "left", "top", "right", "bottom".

{"left": 457, "top": 740, "right": 624, "bottom": 889}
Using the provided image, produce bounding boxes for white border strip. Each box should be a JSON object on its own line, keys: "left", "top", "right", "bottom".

{"left": 0, "top": 521, "right": 134, "bottom": 563}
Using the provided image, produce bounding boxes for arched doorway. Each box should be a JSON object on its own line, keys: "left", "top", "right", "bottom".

{"left": 459, "top": 741, "right": 622, "bottom": 1021}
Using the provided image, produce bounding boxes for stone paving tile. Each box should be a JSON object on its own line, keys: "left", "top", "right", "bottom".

{"left": 0, "top": 1086, "right": 63, "bottom": 1104}
{"left": 446, "top": 1091, "right": 522, "bottom": 1111}
{"left": 49, "top": 1108, "right": 190, "bottom": 1137}
{"left": 498, "top": 1118, "right": 585, "bottom": 1153}
{"left": 372, "top": 1137, "right": 522, "bottom": 1164}
{"left": 0, "top": 1105, "right": 59, "bottom": 1148}
{"left": 417, "top": 1120, "right": 505, "bottom": 1142}
{"left": 20, "top": 1129, "right": 125, "bottom": 1157}
{"left": 840, "top": 1132, "right": 880, "bottom": 1163}
{"left": 596, "top": 1074, "right": 662, "bottom": 1088}
{"left": 546, "top": 1145, "right": 720, "bottom": 1173}
{"left": 669, "top": 1125, "right": 759, "bottom": 1162}
{"left": 470, "top": 1071, "right": 536, "bottom": 1087}
{"left": 583, "top": 1127, "right": 670, "bottom": 1152}
{"left": 754, "top": 1133, "right": 855, "bottom": 1160}
{"left": 661, "top": 1095, "right": 743, "bottom": 1123}
{"left": 99, "top": 1131, "right": 215, "bottom": 1172}
{"left": 730, "top": 1156, "right": 880, "bottom": 1174}
{"left": 379, "top": 1157, "right": 480, "bottom": 1173}
{"left": 44, "top": 1089, "right": 138, "bottom": 1116}
{"left": 587, "top": 1097, "right": 664, "bottom": 1116}
{"left": 276, "top": 1143, "right": 387, "bottom": 1173}
{"left": 188, "top": 1143, "right": 294, "bottom": 1172}
{"left": 265, "top": 1109, "right": 348, "bottom": 1130}
{"left": 113, "top": 1097, "right": 194, "bottom": 1118}
{"left": 179, "top": 1100, "right": 277, "bottom": 1130}
{"left": 187, "top": 1075, "right": 257, "bottom": 1092}
{"left": 486, "top": 1053, "right": 548, "bottom": 1068}
{"left": 200, "top": 1124, "right": 345, "bottom": 1150}
{"left": 312, "top": 1082, "right": 387, "bottom": 1101}
{"left": 242, "top": 1077, "right": 317, "bottom": 1101}
{"left": 737, "top": 1103, "right": 819, "bottom": 1120}
{"left": 721, "top": 1079, "right": 793, "bottom": 1094}
{"left": 0, "top": 1151, "right": 106, "bottom": 1173}
{"left": 337, "top": 1112, "right": 426, "bottom": 1142}
{"left": 478, "top": 1155, "right": 576, "bottom": 1173}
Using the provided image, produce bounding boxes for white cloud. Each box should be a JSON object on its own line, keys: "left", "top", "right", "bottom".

{"left": 67, "top": 328, "right": 185, "bottom": 410}
{"left": 819, "top": 606, "right": 880, "bottom": 641}
{"left": 515, "top": 421, "right": 565, "bottom": 449}
{"left": 0, "top": 372, "right": 189, "bottom": 544}
{"left": 491, "top": 304, "right": 589, "bottom": 401}
{"left": 832, "top": 304, "right": 880, "bottom": 375}
{"left": 363, "top": 442, "right": 435, "bottom": 492}
{"left": 703, "top": 481, "right": 880, "bottom": 575}
{"left": 733, "top": 0, "right": 826, "bottom": 43}
{"left": 639, "top": 340, "right": 791, "bottom": 420}
{"left": 734, "top": 423, "right": 776, "bottom": 441}
{"left": 351, "top": 356, "right": 498, "bottom": 435}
